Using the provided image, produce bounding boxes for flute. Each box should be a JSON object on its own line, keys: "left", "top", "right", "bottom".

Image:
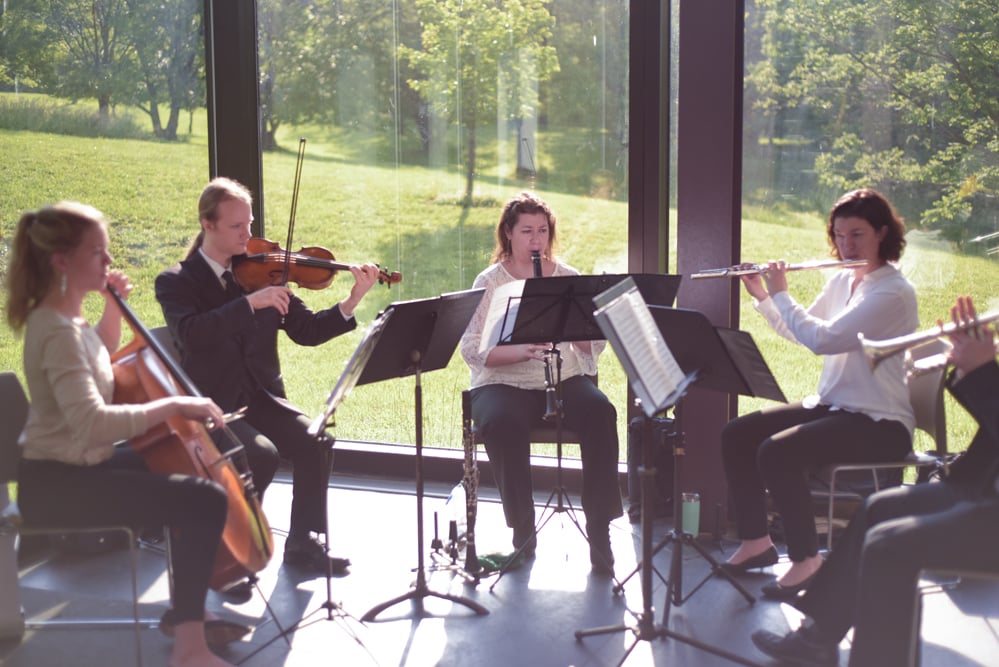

{"left": 690, "top": 259, "right": 867, "bottom": 280}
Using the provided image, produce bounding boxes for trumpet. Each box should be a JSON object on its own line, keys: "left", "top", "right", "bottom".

{"left": 859, "top": 310, "right": 999, "bottom": 371}
{"left": 690, "top": 259, "right": 867, "bottom": 279}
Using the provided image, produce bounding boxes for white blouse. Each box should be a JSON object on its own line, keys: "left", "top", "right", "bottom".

{"left": 754, "top": 263, "right": 919, "bottom": 435}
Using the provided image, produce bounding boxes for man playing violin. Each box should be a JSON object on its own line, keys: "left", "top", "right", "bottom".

{"left": 155, "top": 177, "right": 380, "bottom": 576}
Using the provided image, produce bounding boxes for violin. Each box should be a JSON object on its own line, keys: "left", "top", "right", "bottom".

{"left": 108, "top": 287, "right": 273, "bottom": 590}
{"left": 231, "top": 237, "right": 402, "bottom": 292}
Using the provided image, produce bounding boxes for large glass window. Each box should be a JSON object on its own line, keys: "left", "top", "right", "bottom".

{"left": 0, "top": 1, "right": 634, "bottom": 453}
{"left": 0, "top": 0, "right": 210, "bottom": 363}
{"left": 257, "top": 0, "right": 633, "bottom": 449}
{"left": 742, "top": 0, "right": 999, "bottom": 450}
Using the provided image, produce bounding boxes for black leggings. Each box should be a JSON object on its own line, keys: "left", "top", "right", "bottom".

{"left": 18, "top": 448, "right": 227, "bottom": 624}
{"left": 721, "top": 401, "right": 910, "bottom": 561}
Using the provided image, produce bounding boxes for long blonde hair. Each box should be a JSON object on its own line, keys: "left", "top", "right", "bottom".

{"left": 5, "top": 202, "right": 107, "bottom": 333}
{"left": 184, "top": 177, "right": 253, "bottom": 259}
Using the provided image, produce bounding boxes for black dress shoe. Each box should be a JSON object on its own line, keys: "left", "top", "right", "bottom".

{"left": 512, "top": 523, "right": 537, "bottom": 559}
{"left": 760, "top": 570, "right": 817, "bottom": 600}
{"left": 219, "top": 577, "right": 254, "bottom": 603}
{"left": 284, "top": 535, "right": 351, "bottom": 575}
{"left": 717, "top": 545, "right": 779, "bottom": 575}
{"left": 588, "top": 522, "right": 614, "bottom": 576}
{"left": 751, "top": 627, "right": 838, "bottom": 666}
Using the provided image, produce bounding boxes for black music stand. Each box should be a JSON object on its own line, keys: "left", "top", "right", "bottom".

{"left": 482, "top": 274, "right": 679, "bottom": 587}
{"left": 624, "top": 306, "right": 786, "bottom": 613}
{"left": 239, "top": 309, "right": 394, "bottom": 661}
{"left": 576, "top": 278, "right": 777, "bottom": 667}
{"left": 358, "top": 289, "right": 490, "bottom": 622}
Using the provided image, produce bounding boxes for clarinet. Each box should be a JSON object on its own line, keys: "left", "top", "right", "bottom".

{"left": 461, "top": 390, "right": 481, "bottom": 579}
{"left": 533, "top": 252, "right": 558, "bottom": 422}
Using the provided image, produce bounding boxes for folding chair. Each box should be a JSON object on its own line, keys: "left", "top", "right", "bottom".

{"left": 814, "top": 340, "right": 950, "bottom": 550}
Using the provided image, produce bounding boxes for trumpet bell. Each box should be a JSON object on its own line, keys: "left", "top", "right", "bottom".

{"left": 860, "top": 309, "right": 999, "bottom": 372}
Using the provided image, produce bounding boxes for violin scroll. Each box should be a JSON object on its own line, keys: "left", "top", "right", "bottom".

{"left": 376, "top": 267, "right": 403, "bottom": 287}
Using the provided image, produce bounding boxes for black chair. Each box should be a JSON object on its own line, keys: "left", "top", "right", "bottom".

{"left": 0, "top": 372, "right": 146, "bottom": 666}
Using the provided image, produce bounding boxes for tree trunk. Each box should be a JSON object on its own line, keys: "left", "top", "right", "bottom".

{"left": 464, "top": 124, "right": 477, "bottom": 203}
{"left": 163, "top": 105, "right": 180, "bottom": 141}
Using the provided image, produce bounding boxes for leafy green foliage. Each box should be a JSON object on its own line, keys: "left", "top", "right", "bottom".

{"left": 746, "top": 0, "right": 999, "bottom": 246}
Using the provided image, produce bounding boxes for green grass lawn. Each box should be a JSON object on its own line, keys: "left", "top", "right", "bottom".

{"left": 1, "top": 110, "right": 997, "bottom": 461}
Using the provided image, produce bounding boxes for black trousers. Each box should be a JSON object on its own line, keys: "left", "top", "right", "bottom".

{"left": 470, "top": 375, "right": 623, "bottom": 535}
{"left": 721, "top": 401, "right": 910, "bottom": 561}
{"left": 18, "top": 448, "right": 227, "bottom": 624}
{"left": 225, "top": 389, "right": 330, "bottom": 538}
{"left": 796, "top": 479, "right": 999, "bottom": 666}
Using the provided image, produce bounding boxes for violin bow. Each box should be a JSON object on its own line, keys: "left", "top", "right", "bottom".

{"left": 281, "top": 137, "right": 307, "bottom": 286}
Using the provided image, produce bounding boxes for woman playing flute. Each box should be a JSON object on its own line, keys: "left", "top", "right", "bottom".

{"left": 719, "top": 188, "right": 918, "bottom": 600}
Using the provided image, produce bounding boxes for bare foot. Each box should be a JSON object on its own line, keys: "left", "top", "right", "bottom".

{"left": 169, "top": 621, "right": 237, "bottom": 667}
{"left": 777, "top": 554, "right": 823, "bottom": 587}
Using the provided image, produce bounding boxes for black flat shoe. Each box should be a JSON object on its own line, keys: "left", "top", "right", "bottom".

{"left": 751, "top": 627, "right": 838, "bottom": 666}
{"left": 717, "top": 545, "right": 779, "bottom": 575}
{"left": 760, "top": 571, "right": 818, "bottom": 600}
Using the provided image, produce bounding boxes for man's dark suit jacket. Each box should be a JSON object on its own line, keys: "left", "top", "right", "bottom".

{"left": 947, "top": 359, "right": 999, "bottom": 493}
{"left": 155, "top": 251, "right": 356, "bottom": 413}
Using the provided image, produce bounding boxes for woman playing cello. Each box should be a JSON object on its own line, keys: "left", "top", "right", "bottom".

{"left": 7, "top": 201, "right": 242, "bottom": 667}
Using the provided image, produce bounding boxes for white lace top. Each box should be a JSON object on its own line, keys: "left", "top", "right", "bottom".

{"left": 460, "top": 261, "right": 605, "bottom": 390}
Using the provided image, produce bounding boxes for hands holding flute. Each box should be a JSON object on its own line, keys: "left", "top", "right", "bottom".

{"left": 738, "top": 260, "right": 789, "bottom": 301}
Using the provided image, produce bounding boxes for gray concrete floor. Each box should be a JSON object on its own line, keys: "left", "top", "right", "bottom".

{"left": 2, "top": 472, "right": 997, "bottom": 667}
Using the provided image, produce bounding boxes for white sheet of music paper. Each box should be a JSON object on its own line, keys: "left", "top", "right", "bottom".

{"left": 596, "top": 288, "right": 690, "bottom": 416}
{"left": 479, "top": 279, "right": 526, "bottom": 353}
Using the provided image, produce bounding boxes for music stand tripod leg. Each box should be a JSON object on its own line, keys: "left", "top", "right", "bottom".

{"left": 657, "top": 410, "right": 754, "bottom": 621}
{"left": 613, "top": 532, "right": 671, "bottom": 594}
{"left": 236, "top": 433, "right": 367, "bottom": 662}
{"left": 577, "top": 411, "right": 764, "bottom": 667}
{"left": 575, "top": 412, "right": 667, "bottom": 660}
{"left": 486, "top": 478, "right": 582, "bottom": 592}
{"left": 362, "top": 365, "right": 489, "bottom": 621}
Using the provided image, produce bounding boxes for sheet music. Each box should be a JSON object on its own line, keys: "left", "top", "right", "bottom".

{"left": 308, "top": 309, "right": 392, "bottom": 437}
{"left": 596, "top": 288, "right": 689, "bottom": 415}
{"left": 479, "top": 279, "right": 526, "bottom": 353}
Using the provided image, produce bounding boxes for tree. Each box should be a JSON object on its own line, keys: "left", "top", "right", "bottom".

{"left": 256, "top": 0, "right": 416, "bottom": 153}
{"left": 46, "top": 0, "right": 139, "bottom": 120}
{"left": 400, "top": 0, "right": 559, "bottom": 201}
{"left": 122, "top": 0, "right": 203, "bottom": 140}
{"left": 746, "top": 0, "right": 999, "bottom": 246}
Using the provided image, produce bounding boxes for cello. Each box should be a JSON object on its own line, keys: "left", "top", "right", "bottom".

{"left": 108, "top": 287, "right": 273, "bottom": 591}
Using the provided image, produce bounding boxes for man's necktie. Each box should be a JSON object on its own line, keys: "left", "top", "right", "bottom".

{"left": 222, "top": 270, "right": 242, "bottom": 299}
